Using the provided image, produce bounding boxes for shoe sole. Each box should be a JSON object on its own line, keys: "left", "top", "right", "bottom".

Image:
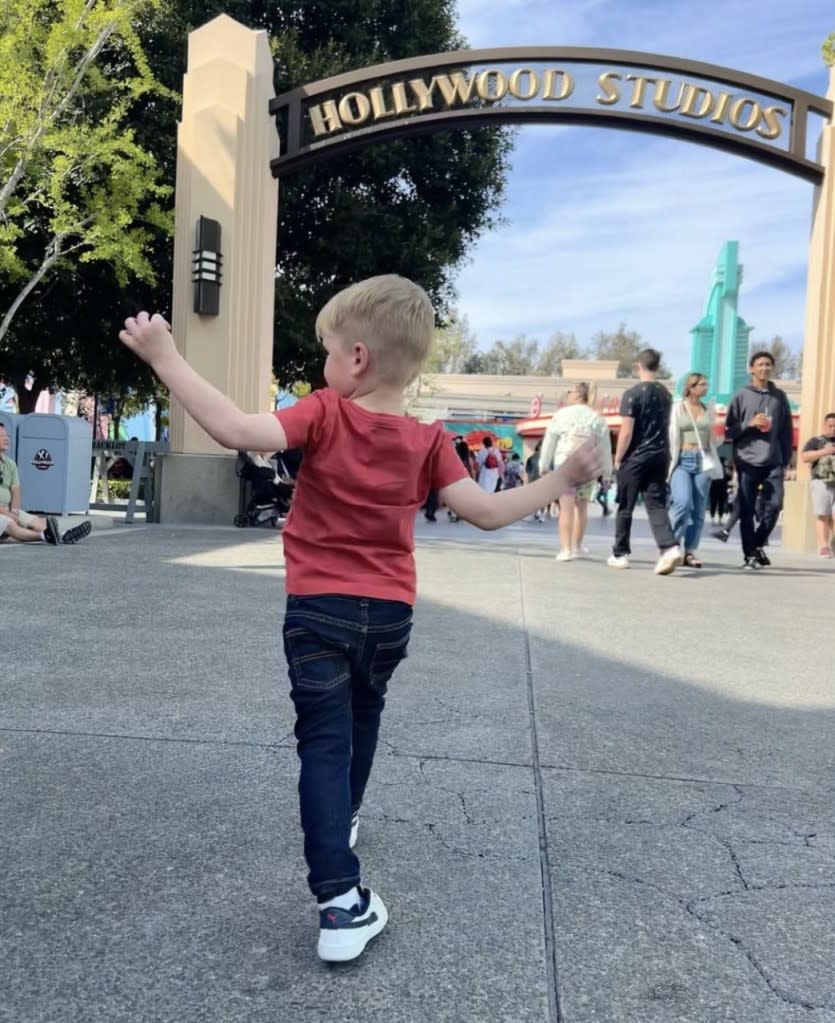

{"left": 62, "top": 521, "right": 92, "bottom": 544}
{"left": 317, "top": 894, "right": 387, "bottom": 962}
{"left": 607, "top": 560, "right": 629, "bottom": 569}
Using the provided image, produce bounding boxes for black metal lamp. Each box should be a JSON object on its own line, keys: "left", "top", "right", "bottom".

{"left": 192, "top": 217, "right": 223, "bottom": 316}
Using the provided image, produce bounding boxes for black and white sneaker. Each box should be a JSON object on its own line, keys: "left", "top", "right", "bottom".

{"left": 713, "top": 527, "right": 730, "bottom": 543}
{"left": 43, "top": 517, "right": 61, "bottom": 545}
{"left": 741, "top": 557, "right": 760, "bottom": 571}
{"left": 61, "top": 521, "right": 92, "bottom": 545}
{"left": 753, "top": 548, "right": 771, "bottom": 567}
{"left": 317, "top": 887, "right": 387, "bottom": 962}
{"left": 349, "top": 811, "right": 359, "bottom": 850}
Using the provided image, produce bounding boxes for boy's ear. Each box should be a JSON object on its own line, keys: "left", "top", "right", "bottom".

{"left": 351, "top": 342, "right": 370, "bottom": 375}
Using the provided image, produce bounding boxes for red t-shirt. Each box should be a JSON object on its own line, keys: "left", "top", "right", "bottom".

{"left": 275, "top": 390, "right": 469, "bottom": 604}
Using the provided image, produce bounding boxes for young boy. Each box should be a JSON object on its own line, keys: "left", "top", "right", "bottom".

{"left": 119, "top": 275, "right": 601, "bottom": 963}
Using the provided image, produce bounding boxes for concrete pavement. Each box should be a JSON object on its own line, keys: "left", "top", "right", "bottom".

{"left": 2, "top": 515, "right": 833, "bottom": 1022}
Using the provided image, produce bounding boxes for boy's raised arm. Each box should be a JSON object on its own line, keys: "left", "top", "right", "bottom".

{"left": 440, "top": 440, "right": 602, "bottom": 531}
{"left": 119, "top": 312, "right": 287, "bottom": 453}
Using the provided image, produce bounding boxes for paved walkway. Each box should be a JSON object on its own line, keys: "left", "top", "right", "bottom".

{"left": 3, "top": 517, "right": 833, "bottom": 1023}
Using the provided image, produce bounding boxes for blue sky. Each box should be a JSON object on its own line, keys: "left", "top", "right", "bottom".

{"left": 451, "top": 0, "right": 833, "bottom": 376}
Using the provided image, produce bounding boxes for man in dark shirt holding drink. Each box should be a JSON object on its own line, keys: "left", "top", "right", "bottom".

{"left": 608, "top": 348, "right": 682, "bottom": 575}
{"left": 724, "top": 351, "right": 794, "bottom": 570}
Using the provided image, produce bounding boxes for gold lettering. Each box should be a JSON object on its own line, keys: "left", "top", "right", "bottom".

{"left": 596, "top": 71, "right": 621, "bottom": 105}
{"left": 679, "top": 84, "right": 714, "bottom": 119}
{"left": 392, "top": 81, "right": 417, "bottom": 116}
{"left": 433, "top": 71, "right": 479, "bottom": 106}
{"left": 543, "top": 69, "right": 574, "bottom": 100}
{"left": 369, "top": 86, "right": 396, "bottom": 121}
{"left": 508, "top": 68, "right": 539, "bottom": 100}
{"left": 626, "top": 74, "right": 654, "bottom": 109}
{"left": 309, "top": 100, "right": 342, "bottom": 137}
{"left": 653, "top": 79, "right": 686, "bottom": 114}
{"left": 710, "top": 91, "right": 733, "bottom": 124}
{"left": 476, "top": 69, "right": 509, "bottom": 102}
{"left": 338, "top": 92, "right": 372, "bottom": 127}
{"left": 409, "top": 77, "right": 435, "bottom": 112}
{"left": 757, "top": 104, "right": 787, "bottom": 140}
{"left": 729, "top": 96, "right": 761, "bottom": 132}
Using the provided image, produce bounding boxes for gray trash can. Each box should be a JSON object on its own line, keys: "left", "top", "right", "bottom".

{"left": 0, "top": 412, "right": 20, "bottom": 460}
{"left": 17, "top": 414, "right": 92, "bottom": 515}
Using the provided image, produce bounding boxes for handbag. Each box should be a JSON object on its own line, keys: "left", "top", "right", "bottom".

{"left": 683, "top": 402, "right": 724, "bottom": 480}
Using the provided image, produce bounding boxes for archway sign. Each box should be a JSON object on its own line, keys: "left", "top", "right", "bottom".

{"left": 167, "top": 20, "right": 833, "bottom": 550}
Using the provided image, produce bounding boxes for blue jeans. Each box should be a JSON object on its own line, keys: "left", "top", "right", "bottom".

{"left": 283, "top": 594, "right": 412, "bottom": 900}
{"left": 669, "top": 451, "right": 710, "bottom": 552}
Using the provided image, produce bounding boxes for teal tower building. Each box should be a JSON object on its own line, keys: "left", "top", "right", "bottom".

{"left": 689, "top": 242, "right": 753, "bottom": 405}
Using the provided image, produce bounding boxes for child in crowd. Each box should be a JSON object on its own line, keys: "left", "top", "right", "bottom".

{"left": 118, "top": 275, "right": 600, "bottom": 963}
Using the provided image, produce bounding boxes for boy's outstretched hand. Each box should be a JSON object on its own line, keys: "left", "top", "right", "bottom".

{"left": 561, "top": 438, "right": 603, "bottom": 486}
{"left": 119, "top": 312, "right": 176, "bottom": 367}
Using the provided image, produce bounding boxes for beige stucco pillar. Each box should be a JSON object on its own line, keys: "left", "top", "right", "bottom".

{"left": 783, "top": 67, "right": 835, "bottom": 553}
{"left": 156, "top": 15, "right": 279, "bottom": 523}
{"left": 169, "top": 14, "right": 279, "bottom": 455}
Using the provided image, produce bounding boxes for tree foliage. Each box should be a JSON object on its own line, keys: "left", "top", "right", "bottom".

{"left": 0, "top": 0, "right": 172, "bottom": 392}
{"left": 823, "top": 31, "right": 835, "bottom": 66}
{"left": 424, "top": 308, "right": 477, "bottom": 373}
{"left": 591, "top": 324, "right": 672, "bottom": 378}
{"left": 2, "top": 0, "right": 513, "bottom": 397}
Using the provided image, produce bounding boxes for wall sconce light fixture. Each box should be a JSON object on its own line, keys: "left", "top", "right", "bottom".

{"left": 192, "top": 217, "right": 223, "bottom": 316}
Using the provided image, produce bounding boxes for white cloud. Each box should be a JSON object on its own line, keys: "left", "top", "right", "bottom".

{"left": 450, "top": 0, "right": 832, "bottom": 374}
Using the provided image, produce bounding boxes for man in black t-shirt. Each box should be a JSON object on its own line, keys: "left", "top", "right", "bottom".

{"left": 608, "top": 348, "right": 682, "bottom": 575}
{"left": 800, "top": 412, "right": 835, "bottom": 557}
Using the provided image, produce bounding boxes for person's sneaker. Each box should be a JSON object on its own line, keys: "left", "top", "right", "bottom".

{"left": 317, "top": 887, "right": 387, "bottom": 962}
{"left": 818, "top": 545, "right": 833, "bottom": 558}
{"left": 43, "top": 517, "right": 61, "bottom": 546}
{"left": 349, "top": 811, "right": 359, "bottom": 849}
{"left": 712, "top": 527, "right": 730, "bottom": 542}
{"left": 534, "top": 512, "right": 544, "bottom": 522}
{"left": 654, "top": 546, "right": 683, "bottom": 576}
{"left": 555, "top": 550, "right": 574, "bottom": 562}
{"left": 607, "top": 554, "right": 630, "bottom": 569}
{"left": 61, "top": 520, "right": 92, "bottom": 545}
{"left": 753, "top": 547, "right": 771, "bottom": 567}
{"left": 741, "top": 557, "right": 760, "bottom": 570}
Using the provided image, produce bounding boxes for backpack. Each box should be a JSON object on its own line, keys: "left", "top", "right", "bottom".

{"left": 484, "top": 450, "right": 499, "bottom": 470}
{"left": 818, "top": 454, "right": 835, "bottom": 484}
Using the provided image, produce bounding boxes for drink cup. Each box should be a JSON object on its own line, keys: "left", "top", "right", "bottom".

{"left": 758, "top": 414, "right": 772, "bottom": 433}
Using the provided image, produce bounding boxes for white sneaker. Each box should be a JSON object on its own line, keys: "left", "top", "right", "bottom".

{"left": 534, "top": 512, "right": 544, "bottom": 522}
{"left": 317, "top": 887, "right": 388, "bottom": 962}
{"left": 607, "top": 555, "right": 630, "bottom": 569}
{"left": 654, "top": 546, "right": 683, "bottom": 576}
{"left": 555, "top": 550, "right": 574, "bottom": 562}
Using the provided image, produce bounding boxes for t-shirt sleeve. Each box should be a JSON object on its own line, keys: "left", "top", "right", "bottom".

{"left": 802, "top": 436, "right": 821, "bottom": 453}
{"left": 9, "top": 459, "right": 19, "bottom": 487}
{"left": 620, "top": 387, "right": 638, "bottom": 418}
{"left": 273, "top": 391, "right": 330, "bottom": 450}
{"left": 432, "top": 432, "right": 472, "bottom": 490}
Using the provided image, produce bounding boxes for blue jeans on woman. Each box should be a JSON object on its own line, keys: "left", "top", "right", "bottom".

{"left": 669, "top": 451, "right": 710, "bottom": 553}
{"left": 283, "top": 594, "right": 412, "bottom": 900}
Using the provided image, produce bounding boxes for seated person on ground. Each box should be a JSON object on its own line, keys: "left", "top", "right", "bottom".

{"left": 0, "top": 424, "right": 91, "bottom": 546}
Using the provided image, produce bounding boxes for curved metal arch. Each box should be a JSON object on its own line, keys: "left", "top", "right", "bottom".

{"left": 269, "top": 46, "right": 832, "bottom": 181}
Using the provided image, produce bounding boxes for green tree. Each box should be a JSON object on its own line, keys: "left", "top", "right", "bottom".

{"left": 591, "top": 324, "right": 671, "bottom": 378}
{"left": 536, "top": 331, "right": 586, "bottom": 375}
{"left": 823, "top": 31, "right": 835, "bottom": 66}
{"left": 3, "top": 0, "right": 513, "bottom": 397}
{"left": 749, "top": 336, "right": 801, "bottom": 379}
{"left": 0, "top": 0, "right": 172, "bottom": 403}
{"left": 424, "top": 308, "right": 477, "bottom": 373}
{"left": 481, "top": 335, "right": 541, "bottom": 375}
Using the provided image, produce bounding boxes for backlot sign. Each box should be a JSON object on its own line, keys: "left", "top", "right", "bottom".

{"left": 270, "top": 47, "right": 832, "bottom": 180}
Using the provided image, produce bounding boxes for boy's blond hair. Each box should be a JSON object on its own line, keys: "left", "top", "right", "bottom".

{"left": 315, "top": 274, "right": 435, "bottom": 386}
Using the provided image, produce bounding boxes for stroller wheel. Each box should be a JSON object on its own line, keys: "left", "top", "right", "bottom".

{"left": 233, "top": 514, "right": 248, "bottom": 528}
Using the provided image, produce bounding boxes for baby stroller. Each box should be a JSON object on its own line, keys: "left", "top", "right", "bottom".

{"left": 233, "top": 451, "right": 294, "bottom": 528}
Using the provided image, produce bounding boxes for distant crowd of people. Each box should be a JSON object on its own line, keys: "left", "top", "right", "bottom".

{"left": 426, "top": 347, "right": 835, "bottom": 573}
